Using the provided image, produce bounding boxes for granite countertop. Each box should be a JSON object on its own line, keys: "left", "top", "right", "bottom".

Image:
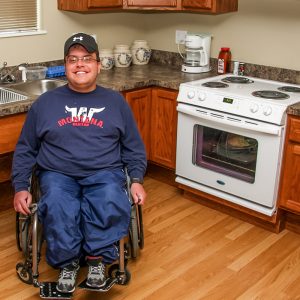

{"left": 0, "top": 63, "right": 216, "bottom": 117}
{"left": 1, "top": 62, "right": 300, "bottom": 117}
{"left": 287, "top": 103, "right": 300, "bottom": 116}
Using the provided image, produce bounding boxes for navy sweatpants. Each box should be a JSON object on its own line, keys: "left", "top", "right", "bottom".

{"left": 37, "top": 169, "right": 131, "bottom": 268}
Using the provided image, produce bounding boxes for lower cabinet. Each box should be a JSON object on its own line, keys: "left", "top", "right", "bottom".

{"left": 123, "top": 88, "right": 152, "bottom": 158}
{"left": 279, "top": 115, "right": 300, "bottom": 213}
{"left": 0, "top": 113, "right": 27, "bottom": 183}
{"left": 123, "top": 87, "right": 178, "bottom": 169}
{"left": 150, "top": 88, "right": 178, "bottom": 169}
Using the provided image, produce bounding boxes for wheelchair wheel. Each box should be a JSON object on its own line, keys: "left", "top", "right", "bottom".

{"left": 16, "top": 262, "right": 33, "bottom": 285}
{"left": 137, "top": 205, "right": 144, "bottom": 249}
{"left": 16, "top": 213, "right": 32, "bottom": 257}
{"left": 129, "top": 204, "right": 145, "bottom": 259}
{"left": 129, "top": 205, "right": 139, "bottom": 259}
{"left": 108, "top": 264, "right": 131, "bottom": 285}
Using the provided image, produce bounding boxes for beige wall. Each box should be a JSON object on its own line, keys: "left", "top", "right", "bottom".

{"left": 0, "top": 0, "right": 299, "bottom": 71}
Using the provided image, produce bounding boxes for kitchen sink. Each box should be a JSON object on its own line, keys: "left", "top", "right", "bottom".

{"left": 0, "top": 87, "right": 28, "bottom": 105}
{"left": 9, "top": 78, "right": 66, "bottom": 96}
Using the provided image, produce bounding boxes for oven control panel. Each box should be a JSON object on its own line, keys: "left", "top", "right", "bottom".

{"left": 177, "top": 86, "right": 287, "bottom": 125}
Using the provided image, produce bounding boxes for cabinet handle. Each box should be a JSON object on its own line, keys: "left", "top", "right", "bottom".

{"left": 293, "top": 144, "right": 300, "bottom": 155}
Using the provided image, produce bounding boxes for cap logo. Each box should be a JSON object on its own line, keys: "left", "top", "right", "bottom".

{"left": 73, "top": 36, "right": 83, "bottom": 42}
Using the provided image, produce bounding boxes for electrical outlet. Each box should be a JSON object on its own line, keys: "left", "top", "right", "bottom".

{"left": 175, "top": 30, "right": 187, "bottom": 44}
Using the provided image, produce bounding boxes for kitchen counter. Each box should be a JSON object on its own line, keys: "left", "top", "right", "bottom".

{"left": 287, "top": 102, "right": 300, "bottom": 116}
{"left": 1, "top": 62, "right": 300, "bottom": 117}
{"left": 0, "top": 63, "right": 216, "bottom": 117}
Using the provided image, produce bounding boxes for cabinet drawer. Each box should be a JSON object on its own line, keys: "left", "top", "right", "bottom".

{"left": 182, "top": 0, "right": 212, "bottom": 9}
{"left": 126, "top": 0, "right": 177, "bottom": 7}
{"left": 0, "top": 113, "right": 26, "bottom": 155}
{"left": 88, "top": 0, "right": 122, "bottom": 8}
{"left": 289, "top": 117, "right": 300, "bottom": 143}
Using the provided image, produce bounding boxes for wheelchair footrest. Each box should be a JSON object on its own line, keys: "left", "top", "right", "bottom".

{"left": 78, "top": 278, "right": 117, "bottom": 292}
{"left": 39, "top": 282, "right": 73, "bottom": 299}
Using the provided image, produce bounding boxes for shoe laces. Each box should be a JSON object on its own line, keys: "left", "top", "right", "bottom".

{"left": 89, "top": 264, "right": 105, "bottom": 278}
{"left": 59, "top": 268, "right": 77, "bottom": 280}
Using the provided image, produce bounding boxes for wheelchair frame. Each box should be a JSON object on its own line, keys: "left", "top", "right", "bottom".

{"left": 15, "top": 169, "right": 144, "bottom": 294}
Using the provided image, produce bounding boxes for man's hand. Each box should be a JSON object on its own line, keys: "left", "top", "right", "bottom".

{"left": 130, "top": 183, "right": 146, "bottom": 205}
{"left": 14, "top": 191, "right": 32, "bottom": 215}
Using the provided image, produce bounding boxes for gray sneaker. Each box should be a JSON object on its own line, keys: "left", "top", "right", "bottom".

{"left": 56, "top": 260, "right": 80, "bottom": 293}
{"left": 86, "top": 259, "right": 106, "bottom": 288}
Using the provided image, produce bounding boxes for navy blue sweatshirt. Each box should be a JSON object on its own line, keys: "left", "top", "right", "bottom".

{"left": 12, "top": 85, "right": 147, "bottom": 192}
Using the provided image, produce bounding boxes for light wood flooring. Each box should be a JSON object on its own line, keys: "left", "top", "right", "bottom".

{"left": 1, "top": 177, "right": 300, "bottom": 299}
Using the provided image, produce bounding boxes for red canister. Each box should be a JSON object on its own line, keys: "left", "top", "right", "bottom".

{"left": 217, "top": 47, "right": 231, "bottom": 74}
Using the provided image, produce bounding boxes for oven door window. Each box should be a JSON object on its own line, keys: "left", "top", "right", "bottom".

{"left": 193, "top": 125, "right": 258, "bottom": 183}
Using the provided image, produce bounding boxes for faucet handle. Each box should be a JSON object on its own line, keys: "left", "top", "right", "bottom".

{"left": 19, "top": 66, "right": 27, "bottom": 82}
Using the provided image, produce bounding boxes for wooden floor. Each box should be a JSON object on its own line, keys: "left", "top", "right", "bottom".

{"left": 1, "top": 177, "right": 300, "bottom": 299}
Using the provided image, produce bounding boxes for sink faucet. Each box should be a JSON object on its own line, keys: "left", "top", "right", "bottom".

{"left": 0, "top": 62, "right": 28, "bottom": 83}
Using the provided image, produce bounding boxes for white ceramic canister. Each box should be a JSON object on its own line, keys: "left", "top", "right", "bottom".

{"left": 131, "top": 40, "right": 151, "bottom": 65}
{"left": 113, "top": 44, "right": 132, "bottom": 68}
{"left": 99, "top": 48, "right": 114, "bottom": 70}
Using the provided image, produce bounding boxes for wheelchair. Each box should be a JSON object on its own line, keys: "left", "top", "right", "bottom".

{"left": 15, "top": 168, "right": 144, "bottom": 299}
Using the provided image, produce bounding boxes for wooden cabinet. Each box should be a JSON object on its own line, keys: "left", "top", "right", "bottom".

{"left": 123, "top": 88, "right": 152, "bottom": 158}
{"left": 279, "top": 115, "right": 300, "bottom": 213}
{"left": 150, "top": 88, "right": 178, "bottom": 169}
{"left": 57, "top": 0, "right": 123, "bottom": 12}
{"left": 182, "top": 0, "right": 238, "bottom": 13}
{"left": 58, "top": 0, "right": 238, "bottom": 13}
{"left": 124, "top": 0, "right": 179, "bottom": 10}
{"left": 124, "top": 87, "right": 178, "bottom": 169}
{"left": 0, "top": 113, "right": 26, "bottom": 182}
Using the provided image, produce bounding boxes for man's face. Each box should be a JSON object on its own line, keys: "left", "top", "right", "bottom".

{"left": 65, "top": 45, "right": 101, "bottom": 93}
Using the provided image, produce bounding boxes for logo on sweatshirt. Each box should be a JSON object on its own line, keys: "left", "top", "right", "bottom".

{"left": 57, "top": 106, "right": 105, "bottom": 127}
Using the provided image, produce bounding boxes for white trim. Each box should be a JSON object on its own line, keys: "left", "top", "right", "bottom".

{"left": 0, "top": 30, "right": 47, "bottom": 38}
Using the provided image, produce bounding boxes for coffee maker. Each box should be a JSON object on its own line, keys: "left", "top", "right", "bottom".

{"left": 179, "top": 33, "right": 211, "bottom": 73}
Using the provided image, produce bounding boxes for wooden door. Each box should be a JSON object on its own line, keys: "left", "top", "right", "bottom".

{"left": 0, "top": 113, "right": 26, "bottom": 183}
{"left": 182, "top": 0, "right": 212, "bottom": 9}
{"left": 150, "top": 88, "right": 178, "bottom": 169}
{"left": 126, "top": 0, "right": 177, "bottom": 7}
{"left": 88, "top": 0, "right": 123, "bottom": 8}
{"left": 279, "top": 116, "right": 300, "bottom": 213}
{"left": 182, "top": 0, "right": 238, "bottom": 13}
{"left": 123, "top": 89, "right": 152, "bottom": 158}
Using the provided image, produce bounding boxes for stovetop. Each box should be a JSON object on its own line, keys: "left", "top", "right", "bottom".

{"left": 177, "top": 74, "right": 300, "bottom": 125}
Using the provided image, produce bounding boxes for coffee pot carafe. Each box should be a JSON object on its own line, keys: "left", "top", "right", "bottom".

{"left": 179, "top": 33, "right": 211, "bottom": 73}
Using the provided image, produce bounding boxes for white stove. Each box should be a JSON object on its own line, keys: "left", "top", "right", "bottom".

{"left": 175, "top": 74, "right": 300, "bottom": 216}
{"left": 177, "top": 74, "right": 300, "bottom": 125}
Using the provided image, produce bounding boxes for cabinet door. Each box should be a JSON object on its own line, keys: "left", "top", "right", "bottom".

{"left": 58, "top": 0, "right": 122, "bottom": 11}
{"left": 126, "top": 0, "right": 177, "bottom": 7}
{"left": 279, "top": 142, "right": 300, "bottom": 212}
{"left": 150, "top": 88, "right": 178, "bottom": 169}
{"left": 123, "top": 89, "right": 152, "bottom": 158}
{"left": 0, "top": 113, "right": 26, "bottom": 183}
{"left": 182, "top": 0, "right": 212, "bottom": 9}
{"left": 279, "top": 116, "right": 300, "bottom": 213}
{"left": 88, "top": 0, "right": 122, "bottom": 8}
{"left": 0, "top": 113, "right": 26, "bottom": 155}
{"left": 182, "top": 0, "right": 238, "bottom": 13}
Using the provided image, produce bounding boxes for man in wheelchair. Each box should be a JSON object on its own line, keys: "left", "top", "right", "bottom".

{"left": 12, "top": 33, "right": 147, "bottom": 294}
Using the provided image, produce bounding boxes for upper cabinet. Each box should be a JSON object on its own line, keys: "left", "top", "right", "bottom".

{"left": 57, "top": 0, "right": 123, "bottom": 11}
{"left": 124, "top": 0, "right": 179, "bottom": 10}
{"left": 58, "top": 0, "right": 238, "bottom": 14}
{"left": 182, "top": 0, "right": 238, "bottom": 13}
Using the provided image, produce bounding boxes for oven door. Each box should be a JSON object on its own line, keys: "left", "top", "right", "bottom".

{"left": 176, "top": 103, "right": 285, "bottom": 216}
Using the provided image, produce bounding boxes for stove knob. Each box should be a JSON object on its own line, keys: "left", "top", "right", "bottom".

{"left": 250, "top": 103, "right": 259, "bottom": 113}
{"left": 197, "top": 92, "right": 206, "bottom": 101}
{"left": 187, "top": 90, "right": 195, "bottom": 99}
{"left": 263, "top": 106, "right": 272, "bottom": 116}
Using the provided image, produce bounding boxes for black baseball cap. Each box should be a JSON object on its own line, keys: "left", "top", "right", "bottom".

{"left": 64, "top": 33, "right": 100, "bottom": 60}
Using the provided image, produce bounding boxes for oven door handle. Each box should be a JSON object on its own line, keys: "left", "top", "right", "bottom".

{"left": 177, "top": 104, "right": 282, "bottom": 136}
